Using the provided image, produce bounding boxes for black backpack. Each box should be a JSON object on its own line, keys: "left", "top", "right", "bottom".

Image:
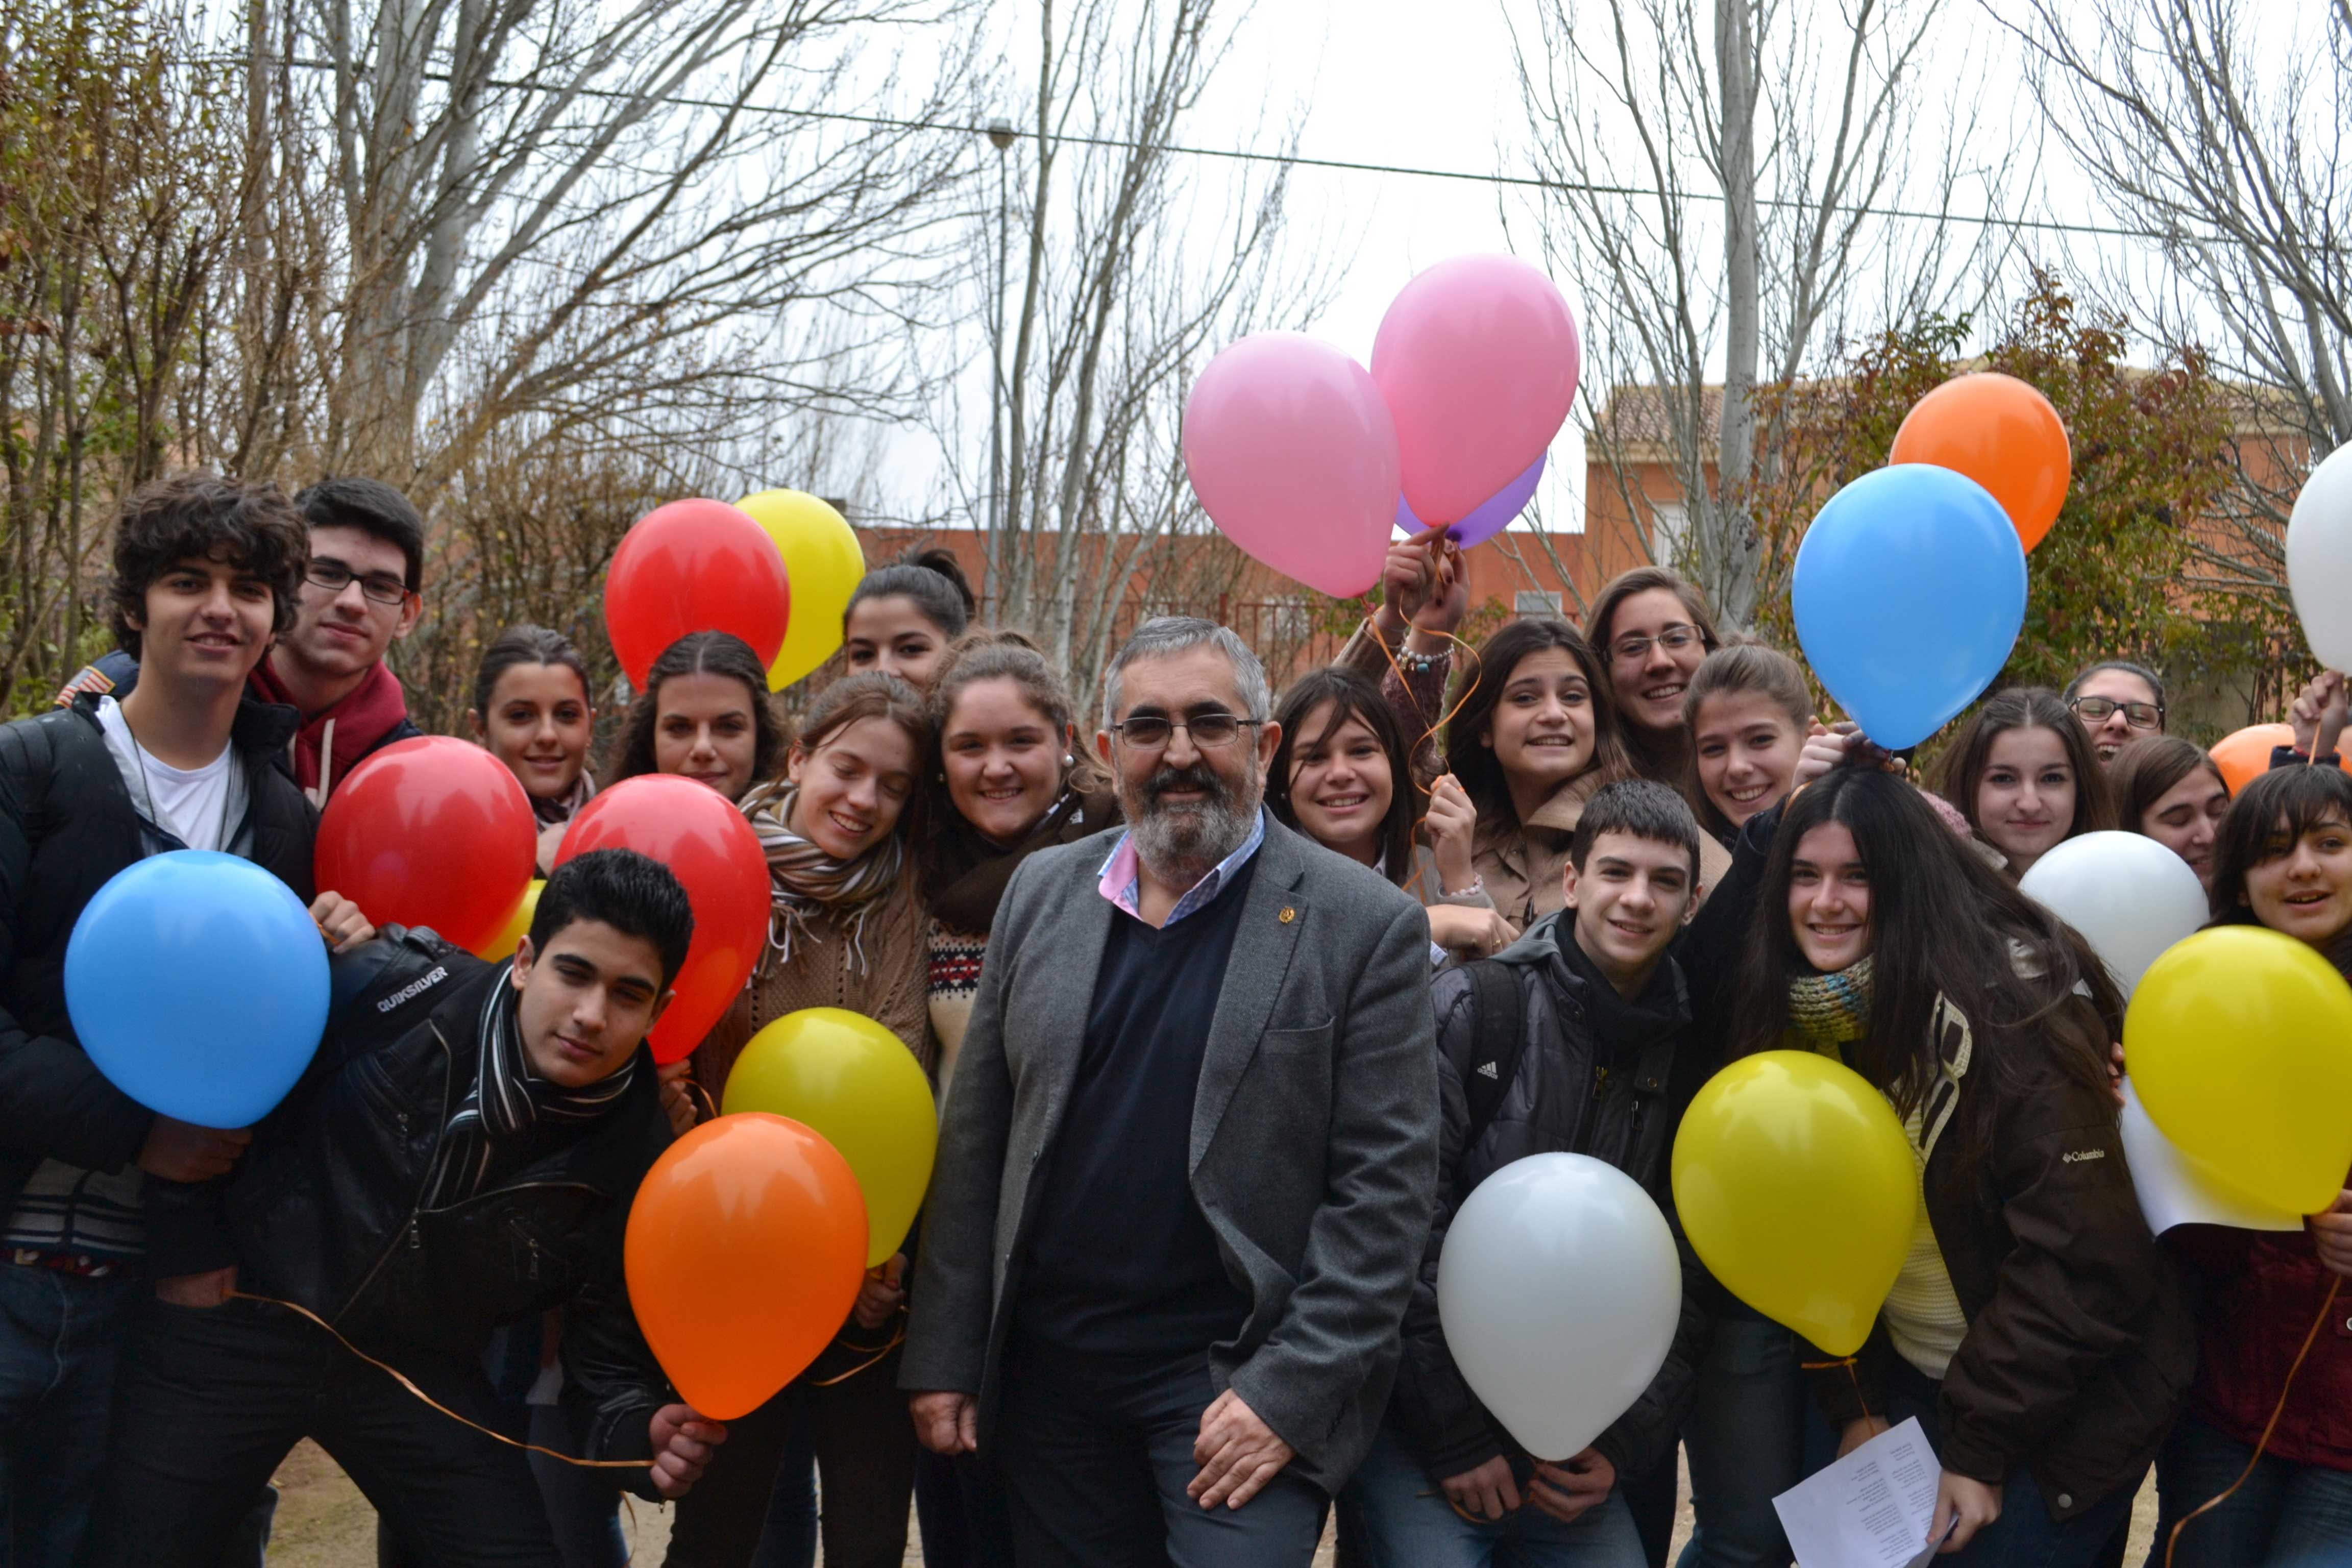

{"left": 1453, "top": 958, "right": 1530, "bottom": 1150}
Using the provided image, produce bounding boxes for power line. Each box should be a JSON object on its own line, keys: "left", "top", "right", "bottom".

{"left": 222, "top": 52, "right": 2213, "bottom": 248}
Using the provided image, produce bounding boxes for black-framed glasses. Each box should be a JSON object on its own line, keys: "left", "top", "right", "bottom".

{"left": 306, "top": 559, "right": 412, "bottom": 606}
{"left": 1611, "top": 624, "right": 1703, "bottom": 664}
{"left": 2070, "top": 694, "right": 2163, "bottom": 729}
{"left": 1109, "top": 712, "right": 1264, "bottom": 750}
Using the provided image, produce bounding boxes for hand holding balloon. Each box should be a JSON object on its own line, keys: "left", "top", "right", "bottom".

{"left": 2289, "top": 671, "right": 2348, "bottom": 760}
{"left": 647, "top": 1405, "right": 728, "bottom": 1500}
{"left": 2312, "top": 1191, "right": 2352, "bottom": 1280}
{"left": 1527, "top": 1451, "right": 1615, "bottom": 1526}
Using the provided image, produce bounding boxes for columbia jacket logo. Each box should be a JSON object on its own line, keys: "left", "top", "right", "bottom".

{"left": 2061, "top": 1148, "right": 2107, "bottom": 1164}
{"left": 377, "top": 966, "right": 450, "bottom": 1014}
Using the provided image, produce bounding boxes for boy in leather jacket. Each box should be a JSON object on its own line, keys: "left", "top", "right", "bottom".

{"left": 1344, "top": 780, "right": 1716, "bottom": 1568}
{"left": 87, "top": 849, "right": 725, "bottom": 1568}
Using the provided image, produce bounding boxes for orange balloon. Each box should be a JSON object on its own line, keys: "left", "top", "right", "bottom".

{"left": 1889, "top": 372, "right": 2071, "bottom": 552}
{"left": 2210, "top": 722, "right": 2352, "bottom": 794}
{"left": 624, "top": 1114, "right": 867, "bottom": 1419}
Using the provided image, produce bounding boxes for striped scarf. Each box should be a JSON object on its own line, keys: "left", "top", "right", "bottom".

{"left": 739, "top": 780, "right": 902, "bottom": 972}
{"left": 422, "top": 970, "right": 636, "bottom": 1207}
{"left": 1787, "top": 957, "right": 1874, "bottom": 1052}
{"left": 533, "top": 769, "right": 595, "bottom": 828}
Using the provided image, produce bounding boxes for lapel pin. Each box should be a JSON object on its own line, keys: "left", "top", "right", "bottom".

{"left": 1278, "top": 906, "right": 1296, "bottom": 923}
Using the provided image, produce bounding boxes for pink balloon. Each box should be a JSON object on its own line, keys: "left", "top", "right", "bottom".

{"left": 1183, "top": 333, "right": 1398, "bottom": 598}
{"left": 1372, "top": 256, "right": 1580, "bottom": 526}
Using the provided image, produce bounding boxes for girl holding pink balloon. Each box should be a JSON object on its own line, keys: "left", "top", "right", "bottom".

{"left": 1430, "top": 619, "right": 1733, "bottom": 944}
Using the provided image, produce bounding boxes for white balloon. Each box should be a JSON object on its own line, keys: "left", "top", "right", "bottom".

{"left": 2018, "top": 829, "right": 2209, "bottom": 997}
{"left": 2288, "top": 442, "right": 2352, "bottom": 670}
{"left": 1435, "top": 1152, "right": 1681, "bottom": 1462}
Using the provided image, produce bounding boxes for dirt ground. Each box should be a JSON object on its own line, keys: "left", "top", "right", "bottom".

{"left": 261, "top": 1441, "right": 2160, "bottom": 1566}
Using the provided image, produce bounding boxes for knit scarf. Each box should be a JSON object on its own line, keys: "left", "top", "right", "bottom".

{"left": 248, "top": 657, "right": 410, "bottom": 804}
{"left": 532, "top": 769, "right": 596, "bottom": 828}
{"left": 422, "top": 974, "right": 636, "bottom": 1208}
{"left": 1787, "top": 957, "right": 1875, "bottom": 1052}
{"left": 739, "top": 779, "right": 903, "bottom": 972}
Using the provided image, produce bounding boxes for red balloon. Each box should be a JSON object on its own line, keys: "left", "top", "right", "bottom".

{"left": 554, "top": 775, "right": 770, "bottom": 1064}
{"left": 315, "top": 738, "right": 537, "bottom": 953}
{"left": 604, "top": 500, "right": 791, "bottom": 689}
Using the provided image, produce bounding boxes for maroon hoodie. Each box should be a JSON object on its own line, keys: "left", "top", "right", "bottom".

{"left": 248, "top": 657, "right": 417, "bottom": 803}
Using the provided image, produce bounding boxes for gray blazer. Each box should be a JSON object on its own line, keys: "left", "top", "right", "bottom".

{"left": 901, "top": 815, "right": 1440, "bottom": 1490}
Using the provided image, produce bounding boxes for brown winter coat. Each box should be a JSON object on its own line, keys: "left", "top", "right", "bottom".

{"left": 1805, "top": 993, "right": 2197, "bottom": 1524}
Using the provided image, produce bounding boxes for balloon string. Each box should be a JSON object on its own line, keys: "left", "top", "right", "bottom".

{"left": 680, "top": 1077, "right": 719, "bottom": 1125}
{"left": 1364, "top": 616, "right": 1483, "bottom": 817}
{"left": 808, "top": 1320, "right": 906, "bottom": 1387}
{"left": 2165, "top": 1274, "right": 2340, "bottom": 1568}
{"left": 227, "top": 1291, "right": 647, "bottom": 1469}
{"left": 1796, "top": 1355, "right": 1875, "bottom": 1426}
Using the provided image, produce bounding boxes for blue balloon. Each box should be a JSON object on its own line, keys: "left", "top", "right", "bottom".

{"left": 1792, "top": 464, "right": 2027, "bottom": 749}
{"left": 66, "top": 850, "right": 329, "bottom": 1129}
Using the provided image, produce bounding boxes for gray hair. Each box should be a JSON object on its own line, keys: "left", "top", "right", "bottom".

{"left": 1101, "top": 616, "right": 1271, "bottom": 727}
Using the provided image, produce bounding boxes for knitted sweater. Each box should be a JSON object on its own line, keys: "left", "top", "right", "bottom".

{"left": 688, "top": 876, "right": 930, "bottom": 1099}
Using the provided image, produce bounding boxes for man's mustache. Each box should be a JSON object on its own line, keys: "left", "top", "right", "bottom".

{"left": 1143, "top": 763, "right": 1226, "bottom": 806}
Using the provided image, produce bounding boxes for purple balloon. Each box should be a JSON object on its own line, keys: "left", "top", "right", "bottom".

{"left": 1394, "top": 452, "right": 1547, "bottom": 546}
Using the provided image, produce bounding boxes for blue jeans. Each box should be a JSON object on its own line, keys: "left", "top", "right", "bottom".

{"left": 1341, "top": 1425, "right": 1647, "bottom": 1568}
{"left": 1676, "top": 1302, "right": 1837, "bottom": 1568}
{"left": 1883, "top": 1359, "right": 2134, "bottom": 1568}
{"left": 2149, "top": 1417, "right": 2352, "bottom": 1567}
{"left": 0, "top": 1264, "right": 138, "bottom": 1568}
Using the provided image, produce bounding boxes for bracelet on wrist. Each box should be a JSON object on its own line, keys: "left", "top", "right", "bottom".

{"left": 1396, "top": 645, "right": 1448, "bottom": 675}
{"left": 1440, "top": 875, "right": 1486, "bottom": 900}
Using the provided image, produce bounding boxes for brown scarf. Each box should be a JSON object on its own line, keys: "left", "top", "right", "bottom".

{"left": 739, "top": 779, "right": 904, "bottom": 971}
{"left": 923, "top": 788, "right": 1120, "bottom": 934}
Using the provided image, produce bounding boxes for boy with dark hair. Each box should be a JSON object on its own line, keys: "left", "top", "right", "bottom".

{"left": 89, "top": 848, "right": 727, "bottom": 1568}
{"left": 1345, "top": 779, "right": 1717, "bottom": 1567}
{"left": 0, "top": 473, "right": 369, "bottom": 1568}
{"left": 62, "top": 473, "right": 427, "bottom": 803}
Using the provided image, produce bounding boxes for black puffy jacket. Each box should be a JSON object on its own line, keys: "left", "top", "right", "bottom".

{"left": 154, "top": 929, "right": 677, "bottom": 1484}
{"left": 0, "top": 693, "right": 316, "bottom": 1220}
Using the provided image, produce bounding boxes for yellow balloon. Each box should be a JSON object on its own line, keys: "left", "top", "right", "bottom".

{"left": 471, "top": 878, "right": 544, "bottom": 962}
{"left": 720, "top": 1008, "right": 937, "bottom": 1267}
{"left": 735, "top": 489, "right": 865, "bottom": 692}
{"left": 1672, "top": 1050, "right": 1917, "bottom": 1357}
{"left": 2125, "top": 925, "right": 2352, "bottom": 1215}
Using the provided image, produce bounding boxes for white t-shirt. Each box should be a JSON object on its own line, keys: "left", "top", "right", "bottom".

{"left": 95, "top": 695, "right": 242, "bottom": 852}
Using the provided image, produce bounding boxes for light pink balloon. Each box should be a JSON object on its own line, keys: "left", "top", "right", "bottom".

{"left": 1372, "top": 255, "right": 1580, "bottom": 526}
{"left": 1182, "top": 333, "right": 1399, "bottom": 598}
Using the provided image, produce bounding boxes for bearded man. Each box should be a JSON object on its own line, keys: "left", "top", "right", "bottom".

{"left": 901, "top": 617, "right": 1440, "bottom": 1568}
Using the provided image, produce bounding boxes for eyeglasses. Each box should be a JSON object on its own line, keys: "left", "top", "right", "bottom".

{"left": 305, "top": 559, "right": 412, "bottom": 606}
{"left": 2070, "top": 695, "right": 2163, "bottom": 729}
{"left": 1109, "top": 712, "right": 1264, "bottom": 750}
{"left": 1611, "top": 624, "right": 1703, "bottom": 664}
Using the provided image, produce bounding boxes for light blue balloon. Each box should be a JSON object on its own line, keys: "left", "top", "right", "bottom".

{"left": 1792, "top": 464, "right": 2027, "bottom": 749}
{"left": 66, "top": 850, "right": 329, "bottom": 1129}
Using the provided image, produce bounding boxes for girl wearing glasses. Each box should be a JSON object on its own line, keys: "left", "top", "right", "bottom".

{"left": 2062, "top": 660, "right": 2167, "bottom": 764}
{"left": 1585, "top": 567, "right": 1723, "bottom": 783}
{"left": 1938, "top": 688, "right": 2115, "bottom": 880}
{"left": 468, "top": 625, "right": 597, "bottom": 874}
